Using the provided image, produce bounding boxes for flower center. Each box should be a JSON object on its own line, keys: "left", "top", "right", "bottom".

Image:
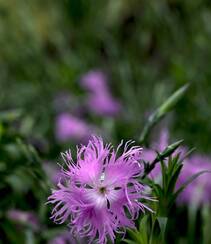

{"left": 99, "top": 186, "right": 107, "bottom": 195}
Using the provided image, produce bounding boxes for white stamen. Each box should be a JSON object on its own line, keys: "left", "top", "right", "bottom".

{"left": 100, "top": 172, "right": 105, "bottom": 182}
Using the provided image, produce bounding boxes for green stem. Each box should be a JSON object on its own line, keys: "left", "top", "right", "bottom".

{"left": 149, "top": 217, "right": 156, "bottom": 244}
{"left": 188, "top": 204, "right": 197, "bottom": 244}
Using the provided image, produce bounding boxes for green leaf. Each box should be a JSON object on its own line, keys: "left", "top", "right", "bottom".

{"left": 180, "top": 147, "right": 196, "bottom": 161}
{"left": 156, "top": 84, "right": 189, "bottom": 118}
{"left": 142, "top": 140, "right": 183, "bottom": 179}
{"left": 126, "top": 229, "right": 141, "bottom": 243}
{"left": 125, "top": 216, "right": 150, "bottom": 244}
{"left": 124, "top": 240, "right": 137, "bottom": 244}
{"left": 138, "top": 215, "right": 149, "bottom": 244}
{"left": 166, "top": 163, "right": 183, "bottom": 195}
{"left": 157, "top": 217, "right": 168, "bottom": 243}
{"left": 153, "top": 183, "right": 163, "bottom": 198}
{"left": 139, "top": 84, "right": 189, "bottom": 144}
{"left": 169, "top": 170, "right": 211, "bottom": 207}
{"left": 167, "top": 154, "right": 180, "bottom": 174}
{"left": 160, "top": 159, "right": 167, "bottom": 191}
{"left": 0, "top": 109, "right": 22, "bottom": 122}
{"left": 25, "top": 229, "right": 35, "bottom": 244}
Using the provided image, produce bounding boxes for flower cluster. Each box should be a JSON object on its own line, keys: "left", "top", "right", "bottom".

{"left": 48, "top": 136, "right": 153, "bottom": 244}
{"left": 142, "top": 129, "right": 211, "bottom": 205}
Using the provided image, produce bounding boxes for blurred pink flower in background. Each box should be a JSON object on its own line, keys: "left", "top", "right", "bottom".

{"left": 43, "top": 161, "right": 62, "bottom": 185}
{"left": 142, "top": 129, "right": 211, "bottom": 205}
{"left": 81, "top": 71, "right": 106, "bottom": 93}
{"left": 177, "top": 154, "right": 211, "bottom": 205}
{"left": 55, "top": 113, "right": 92, "bottom": 142}
{"left": 7, "top": 209, "right": 40, "bottom": 231}
{"left": 86, "top": 93, "right": 121, "bottom": 117}
{"left": 48, "top": 231, "right": 77, "bottom": 244}
{"left": 81, "top": 70, "right": 121, "bottom": 116}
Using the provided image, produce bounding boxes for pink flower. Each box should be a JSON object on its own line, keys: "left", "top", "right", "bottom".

{"left": 55, "top": 113, "right": 92, "bottom": 142}
{"left": 177, "top": 154, "right": 211, "bottom": 205}
{"left": 43, "top": 161, "right": 62, "bottom": 185}
{"left": 48, "top": 231, "right": 80, "bottom": 244}
{"left": 81, "top": 71, "right": 107, "bottom": 94}
{"left": 48, "top": 136, "right": 153, "bottom": 244}
{"left": 7, "top": 209, "right": 40, "bottom": 231}
{"left": 86, "top": 93, "right": 121, "bottom": 117}
{"left": 142, "top": 129, "right": 211, "bottom": 205}
{"left": 81, "top": 70, "right": 121, "bottom": 117}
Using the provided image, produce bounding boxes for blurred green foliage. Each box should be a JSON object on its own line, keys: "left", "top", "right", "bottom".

{"left": 0, "top": 0, "right": 211, "bottom": 151}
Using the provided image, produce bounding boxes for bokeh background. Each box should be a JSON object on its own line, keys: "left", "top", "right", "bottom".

{"left": 0, "top": 0, "right": 211, "bottom": 243}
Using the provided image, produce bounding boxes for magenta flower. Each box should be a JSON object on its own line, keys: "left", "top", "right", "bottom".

{"left": 81, "top": 70, "right": 121, "bottom": 116}
{"left": 142, "top": 129, "right": 211, "bottom": 205}
{"left": 86, "top": 93, "right": 121, "bottom": 117}
{"left": 48, "top": 136, "right": 153, "bottom": 244}
{"left": 43, "top": 161, "right": 62, "bottom": 185}
{"left": 48, "top": 231, "right": 78, "bottom": 244}
{"left": 7, "top": 209, "right": 40, "bottom": 231}
{"left": 177, "top": 154, "right": 211, "bottom": 205}
{"left": 55, "top": 113, "right": 92, "bottom": 142}
{"left": 81, "top": 71, "right": 107, "bottom": 93}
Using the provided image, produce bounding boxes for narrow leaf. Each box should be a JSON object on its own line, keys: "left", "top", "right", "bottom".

{"left": 139, "top": 84, "right": 189, "bottom": 144}
{"left": 157, "top": 217, "right": 168, "bottom": 243}
{"left": 142, "top": 140, "right": 183, "bottom": 179}
{"left": 170, "top": 170, "right": 211, "bottom": 207}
